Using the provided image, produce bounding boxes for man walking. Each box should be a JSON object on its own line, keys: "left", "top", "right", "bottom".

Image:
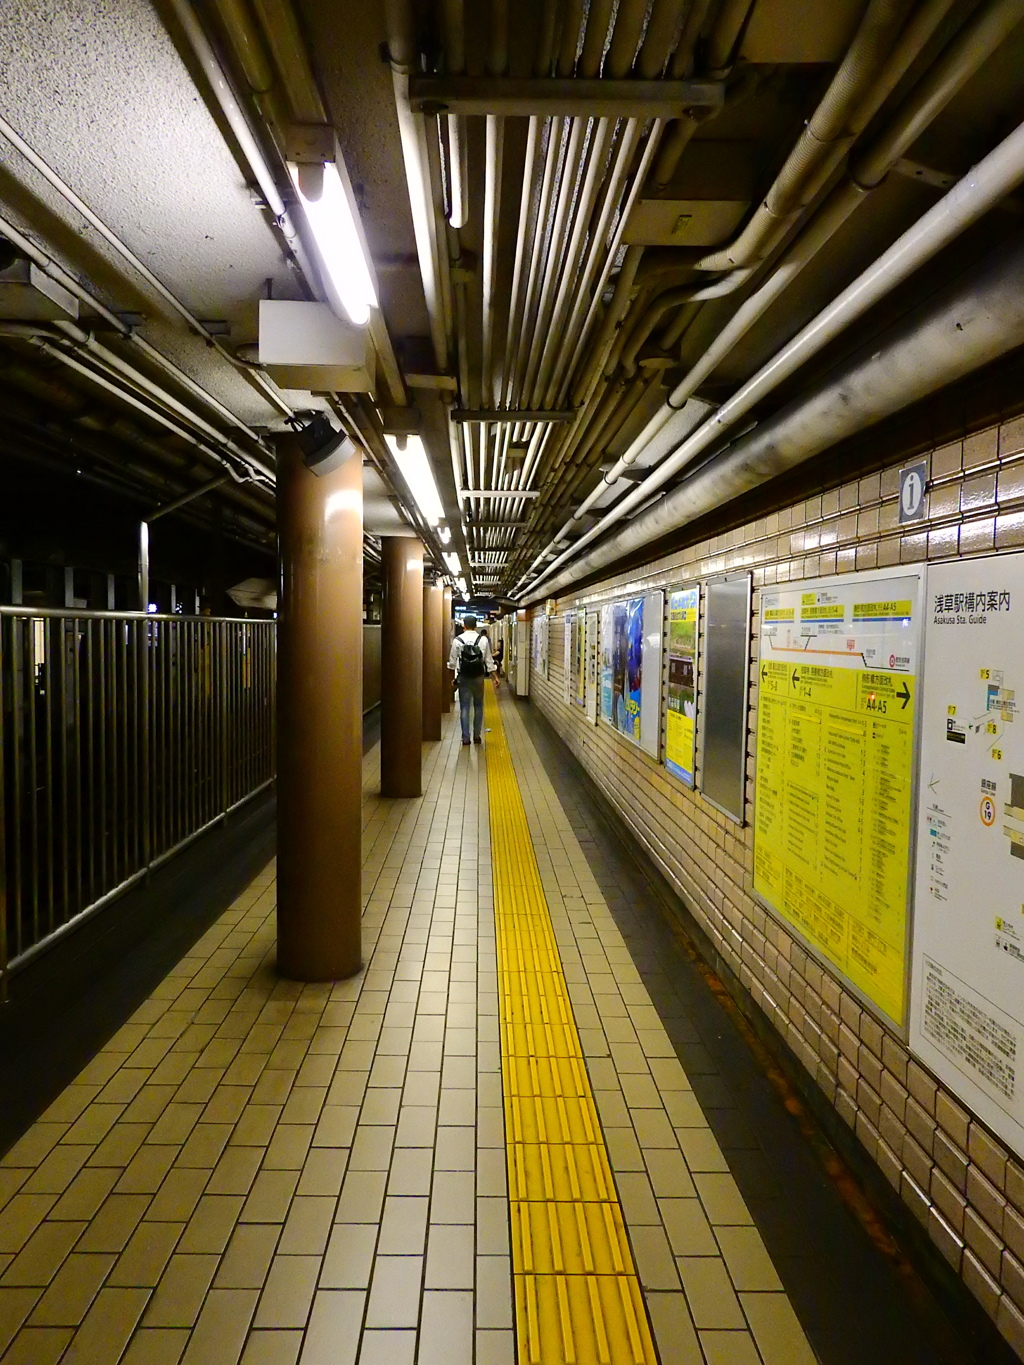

{"left": 448, "top": 614, "right": 497, "bottom": 745}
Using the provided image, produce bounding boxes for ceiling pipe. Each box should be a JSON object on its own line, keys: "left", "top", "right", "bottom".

{"left": 669, "top": 0, "right": 715, "bottom": 77}
{"left": 614, "top": 0, "right": 960, "bottom": 367}
{"left": 510, "top": 119, "right": 565, "bottom": 405}
{"left": 536, "top": 0, "right": 562, "bottom": 73}
{"left": 18, "top": 335, "right": 262, "bottom": 487}
{"left": 0, "top": 208, "right": 274, "bottom": 462}
{"left": 579, "top": 0, "right": 616, "bottom": 77}
{"left": 0, "top": 323, "right": 274, "bottom": 487}
{"left": 535, "top": 121, "right": 614, "bottom": 406}
{"left": 481, "top": 114, "right": 504, "bottom": 403}
{"left": 559, "top": 122, "right": 646, "bottom": 403}
{"left": 637, "top": 0, "right": 687, "bottom": 79}
{"left": 500, "top": 118, "right": 541, "bottom": 406}
{"left": 617, "top": 0, "right": 1024, "bottom": 452}
{"left": 0, "top": 355, "right": 273, "bottom": 525}
{"left": 50, "top": 323, "right": 276, "bottom": 479}
{"left": 516, "top": 111, "right": 1024, "bottom": 597}
{"left": 696, "top": 0, "right": 924, "bottom": 272}
{"left": 606, "top": 0, "right": 650, "bottom": 78}
{"left": 705, "top": 0, "right": 758, "bottom": 73}
{"left": 490, "top": 0, "right": 509, "bottom": 76}
{"left": 504, "top": 125, "right": 662, "bottom": 576}
{"left": 386, "top": 0, "right": 452, "bottom": 372}
{"left": 527, "top": 228, "right": 1024, "bottom": 600}
{"left": 520, "top": 121, "right": 662, "bottom": 502}
{"left": 520, "top": 119, "right": 588, "bottom": 404}
{"left": 442, "top": 0, "right": 469, "bottom": 230}
{"left": 249, "top": 0, "right": 327, "bottom": 123}
{"left": 557, "top": 0, "right": 587, "bottom": 75}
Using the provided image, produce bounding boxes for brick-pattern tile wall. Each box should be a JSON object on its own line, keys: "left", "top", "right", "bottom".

{"left": 527, "top": 413, "right": 1024, "bottom": 1360}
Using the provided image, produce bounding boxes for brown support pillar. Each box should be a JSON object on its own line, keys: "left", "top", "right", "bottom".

{"left": 277, "top": 440, "right": 363, "bottom": 981}
{"left": 381, "top": 537, "right": 423, "bottom": 797}
{"left": 422, "top": 581, "right": 443, "bottom": 740}
{"left": 441, "top": 585, "right": 453, "bottom": 713}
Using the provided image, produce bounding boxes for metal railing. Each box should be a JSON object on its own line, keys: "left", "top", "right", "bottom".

{"left": 0, "top": 610, "right": 276, "bottom": 984}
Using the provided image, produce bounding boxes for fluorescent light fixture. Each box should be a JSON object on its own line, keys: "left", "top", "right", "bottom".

{"left": 290, "top": 161, "right": 377, "bottom": 326}
{"left": 456, "top": 576, "right": 468, "bottom": 596}
{"left": 443, "top": 552, "right": 462, "bottom": 574}
{"left": 386, "top": 434, "right": 445, "bottom": 526}
{"left": 438, "top": 525, "right": 452, "bottom": 545}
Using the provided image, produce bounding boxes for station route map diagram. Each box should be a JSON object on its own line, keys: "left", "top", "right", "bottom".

{"left": 912, "top": 553, "right": 1024, "bottom": 1157}
{"left": 753, "top": 570, "right": 923, "bottom": 1029}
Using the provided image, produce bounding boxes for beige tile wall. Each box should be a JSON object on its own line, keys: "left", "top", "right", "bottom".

{"left": 526, "top": 412, "right": 1024, "bottom": 1361}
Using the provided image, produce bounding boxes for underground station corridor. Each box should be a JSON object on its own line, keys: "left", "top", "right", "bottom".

{"left": 5, "top": 0, "right": 1024, "bottom": 1362}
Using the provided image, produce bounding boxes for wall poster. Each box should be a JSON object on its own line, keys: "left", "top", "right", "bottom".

{"left": 911, "top": 553, "right": 1024, "bottom": 1156}
{"left": 585, "top": 611, "right": 599, "bottom": 723}
{"left": 598, "top": 593, "right": 663, "bottom": 756}
{"left": 665, "top": 585, "right": 699, "bottom": 786}
{"left": 753, "top": 568, "right": 923, "bottom": 1031}
{"left": 531, "top": 614, "right": 549, "bottom": 680}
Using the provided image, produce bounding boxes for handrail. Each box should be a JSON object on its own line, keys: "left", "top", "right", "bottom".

{"left": 0, "top": 607, "right": 275, "bottom": 622}
{"left": 0, "top": 611, "right": 277, "bottom": 991}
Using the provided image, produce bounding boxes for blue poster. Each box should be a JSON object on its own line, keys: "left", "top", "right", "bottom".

{"left": 624, "top": 597, "right": 644, "bottom": 741}
{"left": 605, "top": 597, "right": 644, "bottom": 743}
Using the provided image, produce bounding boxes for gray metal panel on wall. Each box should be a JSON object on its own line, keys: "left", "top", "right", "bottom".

{"left": 514, "top": 619, "right": 530, "bottom": 697}
{"left": 698, "top": 574, "right": 751, "bottom": 823}
{"left": 640, "top": 590, "right": 664, "bottom": 758}
{"left": 585, "top": 611, "right": 599, "bottom": 723}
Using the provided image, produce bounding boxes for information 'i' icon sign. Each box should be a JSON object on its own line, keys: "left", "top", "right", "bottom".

{"left": 899, "top": 462, "right": 928, "bottom": 523}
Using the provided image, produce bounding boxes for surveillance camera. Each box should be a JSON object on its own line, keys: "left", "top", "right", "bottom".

{"left": 297, "top": 414, "right": 357, "bottom": 476}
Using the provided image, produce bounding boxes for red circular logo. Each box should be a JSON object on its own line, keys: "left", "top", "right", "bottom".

{"left": 889, "top": 653, "right": 896, "bottom": 667}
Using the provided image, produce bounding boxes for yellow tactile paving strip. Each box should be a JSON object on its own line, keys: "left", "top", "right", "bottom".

{"left": 484, "top": 688, "right": 658, "bottom": 1365}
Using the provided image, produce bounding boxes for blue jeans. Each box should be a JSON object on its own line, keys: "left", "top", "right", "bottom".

{"left": 457, "top": 676, "right": 485, "bottom": 741}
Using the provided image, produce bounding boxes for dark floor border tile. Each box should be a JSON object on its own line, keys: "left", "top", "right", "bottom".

{"left": 0, "top": 787, "right": 277, "bottom": 1156}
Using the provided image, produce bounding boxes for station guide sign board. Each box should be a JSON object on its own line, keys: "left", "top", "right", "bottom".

{"left": 753, "top": 569, "right": 923, "bottom": 1030}
{"left": 911, "top": 553, "right": 1024, "bottom": 1157}
{"left": 665, "top": 585, "right": 699, "bottom": 787}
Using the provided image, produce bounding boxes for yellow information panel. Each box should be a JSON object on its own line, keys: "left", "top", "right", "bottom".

{"left": 665, "top": 586, "right": 699, "bottom": 787}
{"left": 753, "top": 571, "right": 923, "bottom": 1029}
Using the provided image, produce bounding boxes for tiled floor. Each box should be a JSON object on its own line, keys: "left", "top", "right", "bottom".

{"left": 0, "top": 694, "right": 816, "bottom": 1364}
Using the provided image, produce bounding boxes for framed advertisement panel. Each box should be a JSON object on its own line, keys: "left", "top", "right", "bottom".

{"left": 563, "top": 616, "right": 573, "bottom": 704}
{"left": 665, "top": 585, "right": 699, "bottom": 787}
{"left": 753, "top": 566, "right": 923, "bottom": 1033}
{"left": 911, "top": 552, "right": 1024, "bottom": 1156}
{"left": 698, "top": 574, "right": 751, "bottom": 823}
{"left": 599, "top": 592, "right": 662, "bottom": 755}
{"left": 531, "top": 615, "right": 549, "bottom": 680}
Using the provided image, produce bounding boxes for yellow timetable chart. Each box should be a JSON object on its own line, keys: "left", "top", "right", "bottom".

{"left": 753, "top": 573, "right": 923, "bottom": 1028}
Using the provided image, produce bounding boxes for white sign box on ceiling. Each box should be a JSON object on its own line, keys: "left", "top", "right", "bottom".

{"left": 911, "top": 552, "right": 1024, "bottom": 1158}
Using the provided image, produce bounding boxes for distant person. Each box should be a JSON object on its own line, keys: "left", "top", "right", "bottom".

{"left": 493, "top": 639, "right": 505, "bottom": 677}
{"left": 448, "top": 614, "right": 497, "bottom": 745}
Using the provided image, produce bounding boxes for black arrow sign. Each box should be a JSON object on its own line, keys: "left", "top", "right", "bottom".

{"left": 761, "top": 664, "right": 767, "bottom": 682}
{"left": 792, "top": 669, "right": 800, "bottom": 686}
{"left": 897, "top": 681, "right": 911, "bottom": 709}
